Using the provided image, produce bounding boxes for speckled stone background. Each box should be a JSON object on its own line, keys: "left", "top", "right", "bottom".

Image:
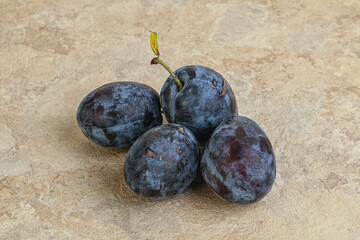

{"left": 0, "top": 0, "right": 359, "bottom": 239}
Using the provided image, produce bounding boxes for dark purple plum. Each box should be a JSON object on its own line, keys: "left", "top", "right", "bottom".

{"left": 77, "top": 82, "right": 162, "bottom": 149}
{"left": 201, "top": 116, "right": 276, "bottom": 204}
{"left": 160, "top": 65, "right": 238, "bottom": 143}
{"left": 124, "top": 124, "right": 200, "bottom": 199}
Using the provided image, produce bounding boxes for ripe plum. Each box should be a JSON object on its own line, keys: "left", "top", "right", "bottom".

{"left": 124, "top": 124, "right": 200, "bottom": 199}
{"left": 201, "top": 116, "right": 276, "bottom": 204}
{"left": 77, "top": 82, "right": 162, "bottom": 149}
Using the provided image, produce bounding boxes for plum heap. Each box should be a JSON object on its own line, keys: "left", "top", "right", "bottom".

{"left": 76, "top": 31, "right": 276, "bottom": 204}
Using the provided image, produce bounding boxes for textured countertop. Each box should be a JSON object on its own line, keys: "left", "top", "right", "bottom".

{"left": 0, "top": 1, "right": 359, "bottom": 239}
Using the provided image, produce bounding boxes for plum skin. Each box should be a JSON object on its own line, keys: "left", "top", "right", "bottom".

{"left": 77, "top": 82, "right": 162, "bottom": 149}
{"left": 124, "top": 124, "right": 200, "bottom": 199}
{"left": 160, "top": 65, "right": 238, "bottom": 143}
{"left": 201, "top": 116, "right": 276, "bottom": 204}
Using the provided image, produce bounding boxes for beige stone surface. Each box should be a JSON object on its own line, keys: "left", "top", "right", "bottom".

{"left": 0, "top": 0, "right": 359, "bottom": 239}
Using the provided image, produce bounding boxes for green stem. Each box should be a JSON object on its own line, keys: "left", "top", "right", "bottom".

{"left": 155, "top": 58, "right": 183, "bottom": 90}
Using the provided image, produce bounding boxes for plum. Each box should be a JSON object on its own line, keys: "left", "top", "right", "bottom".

{"left": 124, "top": 124, "right": 200, "bottom": 199}
{"left": 160, "top": 65, "right": 238, "bottom": 142}
{"left": 149, "top": 31, "right": 237, "bottom": 143}
{"left": 201, "top": 116, "right": 276, "bottom": 204}
{"left": 77, "top": 82, "right": 162, "bottom": 149}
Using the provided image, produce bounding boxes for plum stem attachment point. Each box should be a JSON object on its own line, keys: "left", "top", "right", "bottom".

{"left": 151, "top": 57, "right": 183, "bottom": 90}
